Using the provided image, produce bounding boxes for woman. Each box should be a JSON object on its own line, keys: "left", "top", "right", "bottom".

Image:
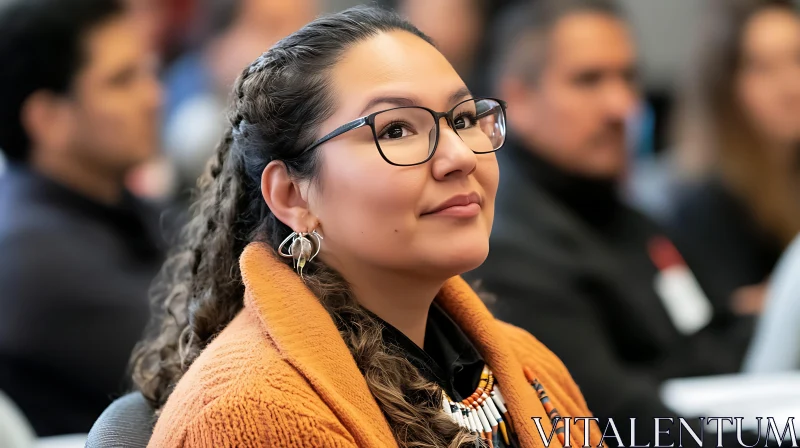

{"left": 134, "top": 7, "right": 601, "bottom": 448}
{"left": 671, "top": 0, "right": 800, "bottom": 315}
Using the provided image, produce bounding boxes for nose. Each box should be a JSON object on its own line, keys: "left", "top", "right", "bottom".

{"left": 604, "top": 79, "right": 638, "bottom": 120}
{"left": 430, "top": 117, "right": 478, "bottom": 180}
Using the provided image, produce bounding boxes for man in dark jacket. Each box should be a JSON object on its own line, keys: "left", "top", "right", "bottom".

{"left": 469, "top": 0, "right": 754, "bottom": 444}
{"left": 0, "top": 0, "right": 164, "bottom": 436}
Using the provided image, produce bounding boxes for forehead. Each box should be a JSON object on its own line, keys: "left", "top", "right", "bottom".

{"left": 547, "top": 13, "right": 635, "bottom": 69}
{"left": 328, "top": 30, "right": 467, "bottom": 118}
{"left": 742, "top": 9, "right": 800, "bottom": 56}
{"left": 81, "top": 15, "right": 142, "bottom": 76}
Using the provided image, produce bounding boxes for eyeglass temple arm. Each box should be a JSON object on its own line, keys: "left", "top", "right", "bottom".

{"left": 305, "top": 117, "right": 369, "bottom": 152}
{"left": 475, "top": 108, "right": 497, "bottom": 120}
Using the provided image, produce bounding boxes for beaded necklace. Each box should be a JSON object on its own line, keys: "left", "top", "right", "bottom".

{"left": 441, "top": 365, "right": 566, "bottom": 448}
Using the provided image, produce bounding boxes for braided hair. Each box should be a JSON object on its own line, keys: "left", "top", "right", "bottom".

{"left": 131, "top": 6, "right": 480, "bottom": 447}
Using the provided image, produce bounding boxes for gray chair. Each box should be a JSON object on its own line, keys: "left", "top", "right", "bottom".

{"left": 84, "top": 393, "right": 155, "bottom": 448}
{"left": 0, "top": 389, "right": 36, "bottom": 448}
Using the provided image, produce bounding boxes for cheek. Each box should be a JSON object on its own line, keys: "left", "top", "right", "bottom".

{"left": 93, "top": 88, "right": 150, "bottom": 133}
{"left": 475, "top": 155, "right": 500, "bottom": 231}
{"left": 477, "top": 155, "right": 500, "bottom": 205}
{"left": 314, "top": 150, "right": 427, "bottom": 261}
{"left": 739, "top": 74, "right": 778, "bottom": 121}
{"left": 78, "top": 97, "right": 128, "bottom": 146}
{"left": 532, "top": 97, "right": 586, "bottom": 156}
{"left": 539, "top": 86, "right": 585, "bottom": 136}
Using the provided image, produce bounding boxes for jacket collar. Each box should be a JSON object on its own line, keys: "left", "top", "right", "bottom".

{"left": 437, "top": 279, "right": 555, "bottom": 447}
{"left": 240, "top": 242, "right": 555, "bottom": 447}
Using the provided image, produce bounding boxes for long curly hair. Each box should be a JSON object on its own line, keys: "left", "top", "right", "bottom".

{"left": 131, "top": 6, "right": 479, "bottom": 448}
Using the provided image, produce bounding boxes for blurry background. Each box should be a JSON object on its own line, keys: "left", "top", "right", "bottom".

{"left": 1, "top": 0, "right": 799, "bottom": 446}
{"left": 0, "top": 0, "right": 781, "bottom": 204}
{"left": 0, "top": 0, "right": 751, "bottom": 209}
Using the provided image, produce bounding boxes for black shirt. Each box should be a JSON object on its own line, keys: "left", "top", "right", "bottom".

{"left": 0, "top": 165, "right": 164, "bottom": 436}
{"left": 669, "top": 178, "right": 784, "bottom": 310}
{"left": 468, "top": 139, "right": 754, "bottom": 447}
{"left": 345, "top": 304, "right": 511, "bottom": 447}
{"left": 372, "top": 302, "right": 485, "bottom": 402}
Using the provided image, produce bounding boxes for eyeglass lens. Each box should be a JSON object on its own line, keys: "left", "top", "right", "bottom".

{"left": 372, "top": 98, "right": 506, "bottom": 165}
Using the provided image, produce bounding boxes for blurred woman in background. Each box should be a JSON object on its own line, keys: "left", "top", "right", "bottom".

{"left": 671, "top": 0, "right": 800, "bottom": 318}
{"left": 133, "top": 7, "right": 599, "bottom": 448}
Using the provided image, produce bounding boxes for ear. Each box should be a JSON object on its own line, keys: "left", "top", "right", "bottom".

{"left": 498, "top": 76, "right": 538, "bottom": 136}
{"left": 261, "top": 160, "right": 317, "bottom": 233}
{"left": 499, "top": 76, "right": 538, "bottom": 112}
{"left": 21, "top": 90, "right": 75, "bottom": 155}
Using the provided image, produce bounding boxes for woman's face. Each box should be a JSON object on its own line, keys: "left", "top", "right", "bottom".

{"left": 736, "top": 8, "right": 800, "bottom": 146}
{"left": 308, "top": 31, "right": 499, "bottom": 280}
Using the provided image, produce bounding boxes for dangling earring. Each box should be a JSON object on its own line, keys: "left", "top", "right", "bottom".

{"left": 278, "top": 229, "right": 323, "bottom": 278}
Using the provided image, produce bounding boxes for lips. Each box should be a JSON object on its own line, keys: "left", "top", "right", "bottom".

{"left": 423, "top": 192, "right": 482, "bottom": 217}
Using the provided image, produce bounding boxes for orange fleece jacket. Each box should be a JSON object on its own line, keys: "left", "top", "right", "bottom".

{"left": 148, "top": 243, "right": 603, "bottom": 447}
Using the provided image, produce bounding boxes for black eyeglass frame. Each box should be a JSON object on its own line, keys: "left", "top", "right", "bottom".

{"left": 303, "top": 97, "right": 508, "bottom": 166}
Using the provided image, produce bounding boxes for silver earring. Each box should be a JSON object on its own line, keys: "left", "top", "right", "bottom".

{"left": 278, "top": 230, "right": 323, "bottom": 278}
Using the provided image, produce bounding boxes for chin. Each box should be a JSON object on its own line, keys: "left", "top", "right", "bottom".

{"left": 428, "top": 241, "right": 490, "bottom": 279}
{"left": 582, "top": 158, "right": 626, "bottom": 180}
{"left": 413, "top": 218, "right": 492, "bottom": 277}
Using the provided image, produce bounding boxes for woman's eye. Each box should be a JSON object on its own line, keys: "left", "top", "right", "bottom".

{"left": 379, "top": 123, "right": 413, "bottom": 139}
{"left": 454, "top": 113, "right": 477, "bottom": 130}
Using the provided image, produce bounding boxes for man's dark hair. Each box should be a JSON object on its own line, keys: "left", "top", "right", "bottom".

{"left": 0, "top": 0, "right": 124, "bottom": 162}
{"left": 489, "top": 0, "right": 624, "bottom": 91}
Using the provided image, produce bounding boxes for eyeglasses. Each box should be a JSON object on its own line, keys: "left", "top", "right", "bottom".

{"left": 304, "top": 97, "right": 507, "bottom": 166}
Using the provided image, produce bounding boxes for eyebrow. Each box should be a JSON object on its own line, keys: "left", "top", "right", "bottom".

{"left": 447, "top": 86, "right": 473, "bottom": 106}
{"left": 358, "top": 86, "right": 473, "bottom": 116}
{"left": 107, "top": 64, "right": 138, "bottom": 86}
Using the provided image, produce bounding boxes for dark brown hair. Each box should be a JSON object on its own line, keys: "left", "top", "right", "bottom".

{"left": 130, "top": 6, "right": 479, "bottom": 447}
{"left": 675, "top": 0, "right": 800, "bottom": 246}
{"left": 490, "top": 0, "right": 624, "bottom": 88}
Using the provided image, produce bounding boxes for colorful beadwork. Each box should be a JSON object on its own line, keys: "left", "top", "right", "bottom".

{"left": 441, "top": 365, "right": 565, "bottom": 448}
{"left": 525, "top": 366, "right": 566, "bottom": 446}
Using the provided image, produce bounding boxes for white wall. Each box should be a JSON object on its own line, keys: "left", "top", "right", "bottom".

{"left": 323, "top": 0, "right": 366, "bottom": 13}
{"left": 618, "top": 0, "right": 705, "bottom": 92}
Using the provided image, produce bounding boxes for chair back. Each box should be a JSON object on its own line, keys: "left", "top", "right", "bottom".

{"left": 84, "top": 392, "right": 155, "bottom": 448}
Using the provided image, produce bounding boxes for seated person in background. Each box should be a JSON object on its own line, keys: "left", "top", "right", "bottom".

{"left": 133, "top": 7, "right": 601, "bottom": 447}
{"left": 0, "top": 0, "right": 164, "bottom": 436}
{"left": 162, "top": 0, "right": 317, "bottom": 196}
{"left": 468, "top": 0, "right": 754, "bottom": 443}
{"left": 670, "top": 0, "right": 800, "bottom": 316}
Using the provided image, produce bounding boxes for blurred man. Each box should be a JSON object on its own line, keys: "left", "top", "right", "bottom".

{"left": 469, "top": 0, "right": 754, "bottom": 444}
{"left": 0, "top": 0, "right": 163, "bottom": 436}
